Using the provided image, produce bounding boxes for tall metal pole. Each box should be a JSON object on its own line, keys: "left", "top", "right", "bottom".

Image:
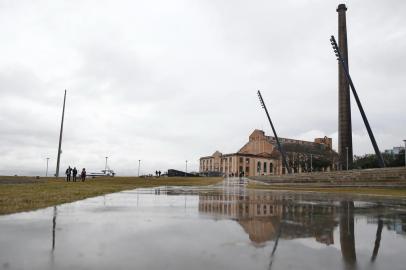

{"left": 330, "top": 36, "right": 385, "bottom": 168}
{"left": 346, "top": 146, "right": 349, "bottom": 170}
{"left": 46, "top": 157, "right": 50, "bottom": 177}
{"left": 185, "top": 160, "right": 188, "bottom": 176}
{"left": 257, "top": 90, "right": 291, "bottom": 174}
{"left": 55, "top": 90, "right": 67, "bottom": 177}
{"left": 138, "top": 160, "right": 141, "bottom": 177}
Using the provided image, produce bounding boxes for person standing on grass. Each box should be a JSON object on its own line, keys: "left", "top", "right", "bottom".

{"left": 65, "top": 166, "right": 72, "bottom": 182}
{"left": 72, "top": 167, "right": 78, "bottom": 182}
{"left": 81, "top": 168, "right": 87, "bottom": 182}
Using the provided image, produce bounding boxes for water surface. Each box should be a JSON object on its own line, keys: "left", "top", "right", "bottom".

{"left": 1, "top": 178, "right": 405, "bottom": 270}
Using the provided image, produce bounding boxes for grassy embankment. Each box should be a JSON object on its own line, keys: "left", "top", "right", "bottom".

{"left": 247, "top": 182, "right": 406, "bottom": 197}
{"left": 0, "top": 176, "right": 222, "bottom": 215}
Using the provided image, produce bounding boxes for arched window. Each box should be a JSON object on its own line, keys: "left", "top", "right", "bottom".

{"left": 263, "top": 162, "right": 267, "bottom": 174}
{"left": 270, "top": 163, "right": 274, "bottom": 174}
{"left": 257, "top": 161, "right": 261, "bottom": 173}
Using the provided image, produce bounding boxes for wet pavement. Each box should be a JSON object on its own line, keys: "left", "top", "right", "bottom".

{"left": 1, "top": 178, "right": 406, "bottom": 270}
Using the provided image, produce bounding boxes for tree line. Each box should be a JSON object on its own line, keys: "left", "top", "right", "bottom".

{"left": 353, "top": 150, "right": 405, "bottom": 169}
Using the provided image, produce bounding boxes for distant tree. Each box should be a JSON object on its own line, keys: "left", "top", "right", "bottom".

{"left": 312, "top": 156, "right": 331, "bottom": 171}
{"left": 353, "top": 154, "right": 379, "bottom": 169}
{"left": 353, "top": 150, "right": 405, "bottom": 169}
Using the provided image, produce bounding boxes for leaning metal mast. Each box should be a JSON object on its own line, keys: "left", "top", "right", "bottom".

{"left": 257, "top": 90, "right": 291, "bottom": 174}
{"left": 55, "top": 90, "right": 67, "bottom": 177}
{"left": 330, "top": 36, "right": 385, "bottom": 168}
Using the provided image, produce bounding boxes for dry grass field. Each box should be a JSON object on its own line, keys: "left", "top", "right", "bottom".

{"left": 0, "top": 176, "right": 222, "bottom": 215}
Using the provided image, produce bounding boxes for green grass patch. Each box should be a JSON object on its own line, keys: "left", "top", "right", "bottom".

{"left": 247, "top": 182, "right": 406, "bottom": 197}
{"left": 0, "top": 176, "right": 222, "bottom": 215}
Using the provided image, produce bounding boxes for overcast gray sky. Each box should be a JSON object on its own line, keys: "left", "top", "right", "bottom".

{"left": 1, "top": 0, "right": 405, "bottom": 176}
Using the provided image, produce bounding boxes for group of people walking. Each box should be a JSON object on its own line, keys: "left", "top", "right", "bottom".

{"left": 65, "top": 166, "right": 87, "bottom": 182}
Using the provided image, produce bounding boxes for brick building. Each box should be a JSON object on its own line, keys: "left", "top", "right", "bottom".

{"left": 199, "top": 129, "right": 337, "bottom": 177}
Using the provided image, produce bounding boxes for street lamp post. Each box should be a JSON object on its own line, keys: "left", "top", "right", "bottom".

{"left": 310, "top": 154, "right": 313, "bottom": 172}
{"left": 138, "top": 160, "right": 141, "bottom": 177}
{"left": 346, "top": 146, "right": 349, "bottom": 171}
{"left": 105, "top": 156, "right": 108, "bottom": 173}
{"left": 403, "top": 140, "right": 406, "bottom": 167}
{"left": 185, "top": 160, "right": 188, "bottom": 177}
{"left": 46, "top": 157, "right": 50, "bottom": 177}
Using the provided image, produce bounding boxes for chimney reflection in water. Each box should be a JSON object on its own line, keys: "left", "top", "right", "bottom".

{"left": 339, "top": 201, "right": 356, "bottom": 269}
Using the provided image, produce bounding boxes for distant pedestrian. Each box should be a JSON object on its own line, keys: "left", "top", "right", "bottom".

{"left": 72, "top": 167, "right": 78, "bottom": 182}
{"left": 155, "top": 170, "right": 158, "bottom": 177}
{"left": 158, "top": 171, "right": 161, "bottom": 177}
{"left": 65, "top": 166, "right": 72, "bottom": 182}
{"left": 81, "top": 168, "right": 87, "bottom": 182}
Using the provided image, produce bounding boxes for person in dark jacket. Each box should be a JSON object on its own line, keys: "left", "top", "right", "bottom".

{"left": 72, "top": 167, "right": 78, "bottom": 182}
{"left": 81, "top": 168, "right": 87, "bottom": 182}
{"left": 65, "top": 166, "right": 72, "bottom": 182}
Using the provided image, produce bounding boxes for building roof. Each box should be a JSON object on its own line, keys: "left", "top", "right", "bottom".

{"left": 200, "top": 129, "right": 337, "bottom": 161}
{"left": 265, "top": 143, "right": 338, "bottom": 162}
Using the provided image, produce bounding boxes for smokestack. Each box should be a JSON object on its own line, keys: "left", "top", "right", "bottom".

{"left": 337, "top": 4, "right": 353, "bottom": 169}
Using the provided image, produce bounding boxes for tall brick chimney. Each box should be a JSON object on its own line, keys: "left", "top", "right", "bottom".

{"left": 337, "top": 4, "right": 353, "bottom": 169}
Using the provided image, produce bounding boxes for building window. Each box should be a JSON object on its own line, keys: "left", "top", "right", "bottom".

{"left": 239, "top": 157, "right": 243, "bottom": 163}
{"left": 246, "top": 158, "right": 249, "bottom": 164}
{"left": 257, "top": 161, "right": 261, "bottom": 173}
{"left": 246, "top": 167, "right": 249, "bottom": 173}
{"left": 263, "top": 162, "right": 267, "bottom": 173}
{"left": 239, "top": 166, "right": 243, "bottom": 173}
{"left": 270, "top": 163, "right": 273, "bottom": 174}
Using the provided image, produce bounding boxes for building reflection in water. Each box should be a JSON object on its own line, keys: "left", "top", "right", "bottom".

{"left": 198, "top": 191, "right": 337, "bottom": 246}
{"left": 197, "top": 189, "right": 406, "bottom": 267}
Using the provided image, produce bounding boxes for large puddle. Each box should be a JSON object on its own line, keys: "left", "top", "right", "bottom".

{"left": 1, "top": 178, "right": 406, "bottom": 270}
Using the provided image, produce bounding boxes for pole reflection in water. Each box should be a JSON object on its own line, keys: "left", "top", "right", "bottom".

{"left": 49, "top": 206, "right": 57, "bottom": 267}
{"left": 268, "top": 202, "right": 285, "bottom": 270}
{"left": 371, "top": 217, "right": 384, "bottom": 262}
{"left": 52, "top": 206, "right": 57, "bottom": 252}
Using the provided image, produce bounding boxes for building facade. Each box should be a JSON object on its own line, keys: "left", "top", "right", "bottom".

{"left": 199, "top": 129, "right": 337, "bottom": 177}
